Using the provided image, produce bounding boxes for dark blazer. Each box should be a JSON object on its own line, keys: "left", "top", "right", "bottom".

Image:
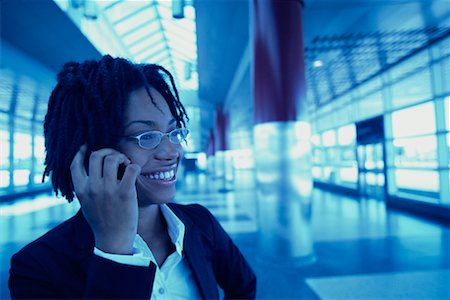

{"left": 9, "top": 203, "right": 256, "bottom": 299}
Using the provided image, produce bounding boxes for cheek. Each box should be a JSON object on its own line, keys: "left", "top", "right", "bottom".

{"left": 127, "top": 152, "right": 149, "bottom": 168}
{"left": 177, "top": 144, "right": 184, "bottom": 157}
{"left": 118, "top": 143, "right": 147, "bottom": 166}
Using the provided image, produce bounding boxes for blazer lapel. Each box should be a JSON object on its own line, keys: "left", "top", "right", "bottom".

{"left": 184, "top": 226, "right": 218, "bottom": 299}
{"left": 168, "top": 204, "right": 219, "bottom": 299}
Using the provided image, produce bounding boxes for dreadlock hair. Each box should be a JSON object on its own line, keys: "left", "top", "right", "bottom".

{"left": 43, "top": 55, "right": 189, "bottom": 202}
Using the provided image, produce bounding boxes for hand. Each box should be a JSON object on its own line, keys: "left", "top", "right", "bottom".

{"left": 70, "top": 145, "right": 141, "bottom": 255}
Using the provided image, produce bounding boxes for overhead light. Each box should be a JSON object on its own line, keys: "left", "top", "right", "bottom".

{"left": 83, "top": 1, "right": 98, "bottom": 20}
{"left": 184, "top": 62, "right": 192, "bottom": 80}
{"left": 70, "top": 0, "right": 84, "bottom": 9}
{"left": 69, "top": 0, "right": 97, "bottom": 20}
{"left": 313, "top": 60, "right": 323, "bottom": 68}
{"left": 172, "top": 0, "right": 185, "bottom": 19}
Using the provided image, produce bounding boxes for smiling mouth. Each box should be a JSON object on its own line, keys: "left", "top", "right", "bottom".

{"left": 141, "top": 169, "right": 176, "bottom": 181}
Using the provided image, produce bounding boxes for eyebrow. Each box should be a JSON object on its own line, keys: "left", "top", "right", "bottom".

{"left": 124, "top": 118, "right": 176, "bottom": 129}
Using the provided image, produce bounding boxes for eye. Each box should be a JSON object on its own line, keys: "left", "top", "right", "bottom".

{"left": 173, "top": 128, "right": 189, "bottom": 141}
{"left": 140, "top": 132, "right": 158, "bottom": 141}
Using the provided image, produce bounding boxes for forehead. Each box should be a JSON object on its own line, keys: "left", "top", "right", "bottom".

{"left": 125, "top": 86, "right": 173, "bottom": 123}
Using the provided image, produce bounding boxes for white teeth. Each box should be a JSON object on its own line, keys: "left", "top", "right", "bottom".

{"left": 144, "top": 169, "right": 175, "bottom": 181}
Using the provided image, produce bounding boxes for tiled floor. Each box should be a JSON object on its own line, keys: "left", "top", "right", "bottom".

{"left": 1, "top": 172, "right": 449, "bottom": 299}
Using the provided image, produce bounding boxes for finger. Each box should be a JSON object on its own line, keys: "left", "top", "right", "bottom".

{"left": 103, "top": 153, "right": 131, "bottom": 182}
{"left": 119, "top": 164, "right": 141, "bottom": 191}
{"left": 70, "top": 145, "right": 88, "bottom": 190}
{"left": 88, "top": 148, "right": 122, "bottom": 179}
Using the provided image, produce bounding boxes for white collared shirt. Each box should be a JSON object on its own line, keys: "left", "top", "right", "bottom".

{"left": 94, "top": 204, "right": 201, "bottom": 300}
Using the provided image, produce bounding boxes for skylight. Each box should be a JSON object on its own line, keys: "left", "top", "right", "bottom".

{"left": 54, "top": 0, "right": 198, "bottom": 91}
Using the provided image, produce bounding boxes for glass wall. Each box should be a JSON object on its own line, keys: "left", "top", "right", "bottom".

{"left": 390, "top": 101, "right": 439, "bottom": 202}
{"left": 312, "top": 124, "right": 357, "bottom": 189}
{"left": 0, "top": 71, "right": 51, "bottom": 198}
{"left": 310, "top": 34, "right": 450, "bottom": 207}
{"left": 0, "top": 118, "right": 9, "bottom": 189}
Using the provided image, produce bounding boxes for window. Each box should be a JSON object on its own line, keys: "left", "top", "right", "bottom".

{"left": 393, "top": 135, "right": 437, "bottom": 168}
{"left": 16, "top": 84, "right": 35, "bottom": 119}
{"left": 0, "top": 70, "right": 14, "bottom": 111}
{"left": 322, "top": 130, "right": 336, "bottom": 146}
{"left": 391, "top": 101, "right": 436, "bottom": 138}
{"left": 13, "top": 132, "right": 32, "bottom": 186}
{"left": 34, "top": 135, "right": 46, "bottom": 184}
{"left": 440, "top": 45, "right": 450, "bottom": 94}
{"left": 0, "top": 114, "right": 9, "bottom": 164}
{"left": 313, "top": 125, "right": 358, "bottom": 188}
{"left": 395, "top": 169, "right": 439, "bottom": 201}
{"left": 446, "top": 96, "right": 450, "bottom": 131}
{"left": 313, "top": 148, "right": 324, "bottom": 164}
{"left": 448, "top": 133, "right": 450, "bottom": 168}
{"left": 0, "top": 126, "right": 9, "bottom": 189}
{"left": 389, "top": 101, "right": 441, "bottom": 202}
{"left": 312, "top": 166, "right": 322, "bottom": 180}
{"left": 311, "top": 134, "right": 321, "bottom": 147}
{"left": 339, "top": 167, "right": 358, "bottom": 184}
{"left": 338, "top": 124, "right": 356, "bottom": 145}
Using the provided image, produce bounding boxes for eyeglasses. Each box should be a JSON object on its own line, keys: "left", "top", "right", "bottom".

{"left": 124, "top": 128, "right": 189, "bottom": 150}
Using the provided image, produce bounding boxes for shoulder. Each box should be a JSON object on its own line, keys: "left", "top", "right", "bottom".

{"left": 11, "top": 210, "right": 91, "bottom": 265}
{"left": 168, "top": 202, "right": 214, "bottom": 220}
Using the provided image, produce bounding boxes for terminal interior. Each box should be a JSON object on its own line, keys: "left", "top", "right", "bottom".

{"left": 1, "top": 0, "right": 450, "bottom": 299}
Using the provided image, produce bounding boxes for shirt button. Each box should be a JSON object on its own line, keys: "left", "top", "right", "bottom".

{"left": 159, "top": 288, "right": 165, "bottom": 294}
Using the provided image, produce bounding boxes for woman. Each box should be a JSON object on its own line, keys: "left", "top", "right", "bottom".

{"left": 9, "top": 55, "right": 256, "bottom": 299}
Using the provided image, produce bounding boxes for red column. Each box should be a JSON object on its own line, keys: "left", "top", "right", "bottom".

{"left": 205, "top": 130, "right": 215, "bottom": 156}
{"left": 214, "top": 106, "right": 229, "bottom": 151}
{"left": 252, "top": 0, "right": 307, "bottom": 124}
{"left": 251, "top": 0, "right": 315, "bottom": 266}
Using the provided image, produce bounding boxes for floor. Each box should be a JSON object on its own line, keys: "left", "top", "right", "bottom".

{"left": 1, "top": 171, "right": 449, "bottom": 299}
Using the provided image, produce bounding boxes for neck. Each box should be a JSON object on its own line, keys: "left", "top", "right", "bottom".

{"left": 137, "top": 204, "right": 166, "bottom": 239}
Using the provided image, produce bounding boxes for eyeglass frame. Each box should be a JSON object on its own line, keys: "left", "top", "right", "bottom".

{"left": 123, "top": 127, "right": 190, "bottom": 150}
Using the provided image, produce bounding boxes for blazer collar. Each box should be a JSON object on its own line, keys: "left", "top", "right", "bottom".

{"left": 72, "top": 205, "right": 219, "bottom": 299}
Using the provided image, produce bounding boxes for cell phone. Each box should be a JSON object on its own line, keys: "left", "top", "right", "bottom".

{"left": 117, "top": 163, "right": 126, "bottom": 180}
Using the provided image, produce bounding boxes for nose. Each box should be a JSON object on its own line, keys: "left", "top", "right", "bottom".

{"left": 154, "top": 135, "right": 181, "bottom": 161}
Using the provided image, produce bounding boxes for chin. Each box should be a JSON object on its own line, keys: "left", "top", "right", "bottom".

{"left": 136, "top": 182, "right": 176, "bottom": 207}
{"left": 136, "top": 178, "right": 176, "bottom": 207}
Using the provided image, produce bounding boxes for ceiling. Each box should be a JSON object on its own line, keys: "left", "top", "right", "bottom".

{"left": 52, "top": 0, "right": 199, "bottom": 91}
{"left": 195, "top": 0, "right": 450, "bottom": 108}
{"left": 195, "top": 0, "right": 250, "bottom": 104}
{"left": 1, "top": 0, "right": 449, "bottom": 151}
{"left": 0, "top": 0, "right": 102, "bottom": 72}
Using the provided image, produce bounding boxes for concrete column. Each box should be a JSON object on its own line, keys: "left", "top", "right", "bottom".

{"left": 252, "top": 0, "right": 315, "bottom": 266}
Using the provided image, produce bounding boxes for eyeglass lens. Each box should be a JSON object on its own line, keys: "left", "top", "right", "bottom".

{"left": 139, "top": 128, "right": 188, "bottom": 149}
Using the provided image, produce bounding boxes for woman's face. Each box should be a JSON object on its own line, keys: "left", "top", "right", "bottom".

{"left": 119, "top": 86, "right": 183, "bottom": 207}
